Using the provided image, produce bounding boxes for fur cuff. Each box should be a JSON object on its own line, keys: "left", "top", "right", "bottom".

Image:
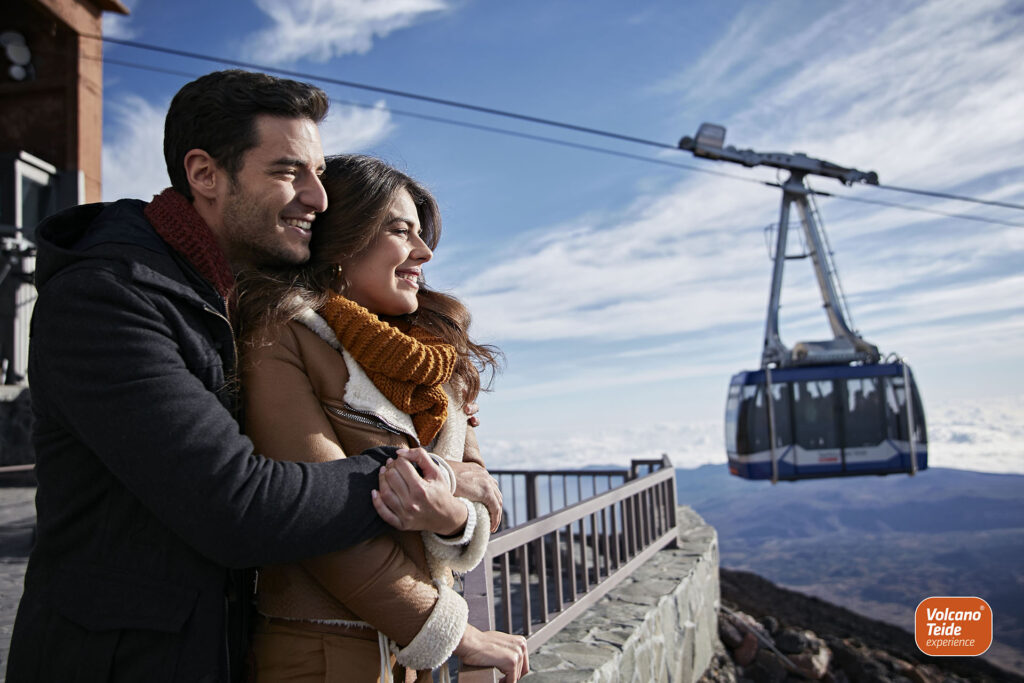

{"left": 423, "top": 502, "right": 491, "bottom": 576}
{"left": 392, "top": 583, "right": 468, "bottom": 671}
{"left": 435, "top": 498, "right": 476, "bottom": 546}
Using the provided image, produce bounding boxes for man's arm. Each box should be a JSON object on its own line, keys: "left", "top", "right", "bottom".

{"left": 239, "top": 319, "right": 469, "bottom": 538}
{"left": 31, "top": 266, "right": 391, "bottom": 568}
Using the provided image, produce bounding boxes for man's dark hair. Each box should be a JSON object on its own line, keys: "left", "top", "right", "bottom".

{"left": 164, "top": 69, "right": 329, "bottom": 199}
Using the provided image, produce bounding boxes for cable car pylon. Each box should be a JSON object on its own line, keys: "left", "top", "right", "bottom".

{"left": 680, "top": 124, "right": 927, "bottom": 483}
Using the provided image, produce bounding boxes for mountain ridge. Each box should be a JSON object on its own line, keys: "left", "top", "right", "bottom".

{"left": 676, "top": 465, "right": 1024, "bottom": 674}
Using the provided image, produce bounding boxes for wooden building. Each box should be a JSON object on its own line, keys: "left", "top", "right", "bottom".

{"left": 1, "top": 0, "right": 127, "bottom": 463}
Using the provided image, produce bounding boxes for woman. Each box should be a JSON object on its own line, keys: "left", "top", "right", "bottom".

{"left": 235, "top": 154, "right": 527, "bottom": 682}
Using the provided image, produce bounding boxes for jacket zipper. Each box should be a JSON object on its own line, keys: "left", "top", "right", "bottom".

{"left": 201, "top": 303, "right": 238, "bottom": 370}
{"left": 325, "top": 404, "right": 420, "bottom": 445}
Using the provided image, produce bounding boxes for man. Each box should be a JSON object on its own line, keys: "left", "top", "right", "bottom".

{"left": 6, "top": 70, "right": 482, "bottom": 682}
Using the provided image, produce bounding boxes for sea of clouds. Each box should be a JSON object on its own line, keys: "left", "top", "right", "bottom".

{"left": 478, "top": 395, "right": 1024, "bottom": 476}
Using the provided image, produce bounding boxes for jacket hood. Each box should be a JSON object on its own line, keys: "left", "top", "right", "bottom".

{"left": 34, "top": 199, "right": 171, "bottom": 289}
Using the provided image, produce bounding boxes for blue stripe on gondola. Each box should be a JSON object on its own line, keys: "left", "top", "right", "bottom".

{"left": 729, "top": 446, "right": 929, "bottom": 480}
{"left": 730, "top": 362, "right": 909, "bottom": 386}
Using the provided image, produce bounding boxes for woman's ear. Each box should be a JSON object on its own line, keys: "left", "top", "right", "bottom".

{"left": 183, "top": 149, "right": 223, "bottom": 202}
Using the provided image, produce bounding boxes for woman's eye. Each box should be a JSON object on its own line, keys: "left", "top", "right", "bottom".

{"left": 391, "top": 228, "right": 410, "bottom": 236}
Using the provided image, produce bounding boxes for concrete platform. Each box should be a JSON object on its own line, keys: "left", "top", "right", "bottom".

{"left": 0, "top": 486, "right": 35, "bottom": 680}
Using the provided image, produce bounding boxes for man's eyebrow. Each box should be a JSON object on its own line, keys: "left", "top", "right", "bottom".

{"left": 270, "top": 157, "right": 314, "bottom": 168}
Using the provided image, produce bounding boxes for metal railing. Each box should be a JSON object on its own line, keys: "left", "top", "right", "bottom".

{"left": 459, "top": 456, "right": 678, "bottom": 681}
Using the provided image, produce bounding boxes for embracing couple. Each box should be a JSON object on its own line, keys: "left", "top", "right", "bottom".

{"left": 7, "top": 70, "right": 528, "bottom": 682}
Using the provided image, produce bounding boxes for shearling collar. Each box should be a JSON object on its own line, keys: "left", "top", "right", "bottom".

{"left": 294, "top": 305, "right": 467, "bottom": 460}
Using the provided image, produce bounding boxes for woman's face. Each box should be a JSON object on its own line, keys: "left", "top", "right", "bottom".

{"left": 341, "top": 188, "right": 433, "bottom": 316}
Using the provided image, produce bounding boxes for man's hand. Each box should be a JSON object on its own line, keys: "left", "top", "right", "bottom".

{"left": 371, "top": 447, "right": 468, "bottom": 535}
{"left": 448, "top": 460, "right": 502, "bottom": 532}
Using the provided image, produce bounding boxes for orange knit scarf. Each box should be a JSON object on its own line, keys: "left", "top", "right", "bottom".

{"left": 320, "top": 294, "right": 457, "bottom": 446}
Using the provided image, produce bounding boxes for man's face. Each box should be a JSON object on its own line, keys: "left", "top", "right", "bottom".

{"left": 217, "top": 115, "right": 327, "bottom": 269}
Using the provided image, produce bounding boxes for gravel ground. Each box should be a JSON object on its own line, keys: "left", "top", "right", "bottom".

{"left": 720, "top": 567, "right": 1024, "bottom": 682}
{"left": 0, "top": 486, "right": 35, "bottom": 680}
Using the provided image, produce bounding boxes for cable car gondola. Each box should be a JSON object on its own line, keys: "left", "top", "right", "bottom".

{"left": 725, "top": 362, "right": 926, "bottom": 481}
{"left": 680, "top": 124, "right": 928, "bottom": 482}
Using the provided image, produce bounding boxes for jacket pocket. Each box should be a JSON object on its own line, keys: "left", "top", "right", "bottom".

{"left": 49, "top": 565, "right": 199, "bottom": 633}
{"left": 27, "top": 568, "right": 200, "bottom": 682}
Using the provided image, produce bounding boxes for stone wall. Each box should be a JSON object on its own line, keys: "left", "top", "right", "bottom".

{"left": 522, "top": 506, "right": 719, "bottom": 683}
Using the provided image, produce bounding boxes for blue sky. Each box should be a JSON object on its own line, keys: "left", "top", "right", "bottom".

{"left": 100, "top": 0, "right": 1024, "bottom": 473}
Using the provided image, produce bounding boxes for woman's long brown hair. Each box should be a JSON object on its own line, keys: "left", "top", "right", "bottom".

{"left": 234, "top": 154, "right": 501, "bottom": 402}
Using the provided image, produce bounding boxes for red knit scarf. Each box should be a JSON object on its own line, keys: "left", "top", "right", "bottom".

{"left": 144, "top": 188, "right": 235, "bottom": 299}
{"left": 320, "top": 294, "right": 457, "bottom": 445}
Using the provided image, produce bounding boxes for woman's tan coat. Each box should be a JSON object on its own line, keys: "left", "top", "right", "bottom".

{"left": 241, "top": 314, "right": 485, "bottom": 677}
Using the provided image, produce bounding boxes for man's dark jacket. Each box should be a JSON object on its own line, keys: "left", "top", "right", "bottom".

{"left": 6, "top": 200, "right": 392, "bottom": 682}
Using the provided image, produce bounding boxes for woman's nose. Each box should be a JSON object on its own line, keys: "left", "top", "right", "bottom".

{"left": 411, "top": 233, "right": 432, "bottom": 262}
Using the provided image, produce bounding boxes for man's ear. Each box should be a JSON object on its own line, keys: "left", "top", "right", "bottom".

{"left": 183, "top": 149, "right": 224, "bottom": 202}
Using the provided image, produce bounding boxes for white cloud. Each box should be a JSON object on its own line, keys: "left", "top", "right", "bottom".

{"left": 494, "top": 352, "right": 744, "bottom": 404}
{"left": 319, "top": 100, "right": 394, "bottom": 153}
{"left": 480, "top": 420, "right": 724, "bottom": 471}
{"left": 242, "top": 0, "right": 448, "bottom": 64}
{"left": 102, "top": 0, "right": 141, "bottom": 40}
{"left": 919, "top": 395, "right": 1024, "bottom": 475}
{"left": 735, "top": 0, "right": 1024, "bottom": 190}
{"left": 479, "top": 394, "right": 1024, "bottom": 476}
{"left": 443, "top": 1, "right": 1024, "bottom": 480}
{"left": 102, "top": 95, "right": 168, "bottom": 202}
{"left": 461, "top": 174, "right": 782, "bottom": 342}
{"left": 102, "top": 96, "right": 394, "bottom": 201}
{"left": 457, "top": 0, "right": 1024, "bottom": 359}
{"left": 654, "top": 2, "right": 873, "bottom": 109}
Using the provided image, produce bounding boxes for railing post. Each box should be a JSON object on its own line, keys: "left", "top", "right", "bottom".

{"left": 463, "top": 561, "right": 495, "bottom": 631}
{"left": 537, "top": 532, "right": 549, "bottom": 622}
{"left": 500, "top": 553, "right": 512, "bottom": 632}
{"left": 567, "top": 521, "right": 578, "bottom": 601}
{"left": 663, "top": 454, "right": 679, "bottom": 548}
{"left": 520, "top": 543, "right": 532, "bottom": 636}
{"left": 553, "top": 527, "right": 564, "bottom": 611}
{"left": 579, "top": 517, "right": 590, "bottom": 592}
{"left": 601, "top": 507, "right": 611, "bottom": 578}
{"left": 460, "top": 559, "right": 499, "bottom": 682}
{"left": 458, "top": 666, "right": 499, "bottom": 683}
{"left": 526, "top": 472, "right": 539, "bottom": 522}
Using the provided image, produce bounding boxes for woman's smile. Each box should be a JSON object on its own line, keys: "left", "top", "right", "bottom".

{"left": 395, "top": 267, "right": 421, "bottom": 288}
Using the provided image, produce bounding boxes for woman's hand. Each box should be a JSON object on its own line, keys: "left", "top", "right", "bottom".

{"left": 448, "top": 460, "right": 502, "bottom": 532}
{"left": 464, "top": 401, "right": 480, "bottom": 428}
{"left": 455, "top": 624, "right": 529, "bottom": 682}
{"left": 371, "top": 447, "right": 468, "bottom": 535}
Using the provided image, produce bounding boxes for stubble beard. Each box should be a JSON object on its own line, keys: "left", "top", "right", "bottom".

{"left": 221, "top": 183, "right": 310, "bottom": 270}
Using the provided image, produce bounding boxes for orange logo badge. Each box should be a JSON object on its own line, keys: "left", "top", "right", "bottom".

{"left": 915, "top": 597, "right": 992, "bottom": 656}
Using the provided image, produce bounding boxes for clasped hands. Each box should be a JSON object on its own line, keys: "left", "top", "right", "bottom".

{"left": 371, "top": 447, "right": 502, "bottom": 535}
